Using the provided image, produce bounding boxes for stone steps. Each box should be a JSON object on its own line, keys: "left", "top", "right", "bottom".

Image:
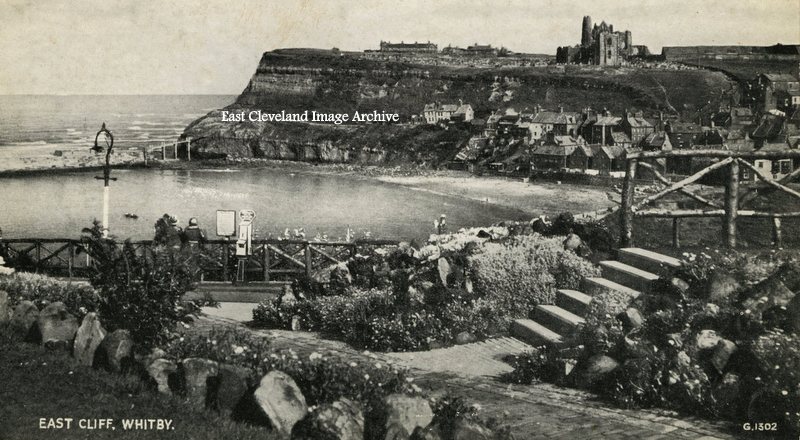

{"left": 510, "top": 247, "right": 677, "bottom": 348}
{"left": 555, "top": 289, "right": 592, "bottom": 316}
{"left": 599, "top": 260, "right": 660, "bottom": 293}
{"left": 509, "top": 319, "right": 564, "bottom": 347}
{"left": 618, "top": 247, "right": 681, "bottom": 275}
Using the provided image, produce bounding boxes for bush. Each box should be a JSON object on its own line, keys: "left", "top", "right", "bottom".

{"left": 80, "top": 223, "right": 195, "bottom": 350}
{"left": 166, "top": 326, "right": 272, "bottom": 371}
{"left": 469, "top": 234, "right": 599, "bottom": 319}
{"left": 0, "top": 272, "right": 100, "bottom": 320}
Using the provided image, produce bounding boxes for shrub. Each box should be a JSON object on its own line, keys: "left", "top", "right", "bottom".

{"left": 469, "top": 234, "right": 599, "bottom": 319}
{"left": 80, "top": 223, "right": 195, "bottom": 350}
{"left": 747, "top": 331, "right": 800, "bottom": 435}
{"left": 0, "top": 272, "right": 100, "bottom": 320}
{"left": 166, "top": 326, "right": 272, "bottom": 371}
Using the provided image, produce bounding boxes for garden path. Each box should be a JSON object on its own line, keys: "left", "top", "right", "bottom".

{"left": 198, "top": 306, "right": 738, "bottom": 439}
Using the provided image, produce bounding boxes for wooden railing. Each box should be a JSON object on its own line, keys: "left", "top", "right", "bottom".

{"left": 620, "top": 149, "right": 800, "bottom": 248}
{"left": 0, "top": 238, "right": 398, "bottom": 282}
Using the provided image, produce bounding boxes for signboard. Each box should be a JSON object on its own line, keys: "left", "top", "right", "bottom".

{"left": 216, "top": 210, "right": 236, "bottom": 237}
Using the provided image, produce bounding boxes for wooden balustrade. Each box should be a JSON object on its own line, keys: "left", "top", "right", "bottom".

{"left": 620, "top": 150, "right": 800, "bottom": 249}
{"left": 0, "top": 238, "right": 398, "bottom": 282}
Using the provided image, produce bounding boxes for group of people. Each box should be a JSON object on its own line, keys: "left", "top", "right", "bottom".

{"left": 153, "top": 214, "right": 206, "bottom": 250}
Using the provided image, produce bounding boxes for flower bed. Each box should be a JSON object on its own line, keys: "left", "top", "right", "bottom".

{"left": 506, "top": 249, "right": 800, "bottom": 437}
{"left": 254, "top": 226, "right": 599, "bottom": 351}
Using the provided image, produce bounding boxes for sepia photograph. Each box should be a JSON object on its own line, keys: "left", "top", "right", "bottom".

{"left": 1, "top": 1, "right": 799, "bottom": 438}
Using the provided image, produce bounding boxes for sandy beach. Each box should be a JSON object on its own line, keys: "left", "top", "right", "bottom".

{"left": 376, "top": 174, "right": 616, "bottom": 216}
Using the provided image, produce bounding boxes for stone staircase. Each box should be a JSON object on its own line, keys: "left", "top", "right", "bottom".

{"left": 511, "top": 247, "right": 681, "bottom": 347}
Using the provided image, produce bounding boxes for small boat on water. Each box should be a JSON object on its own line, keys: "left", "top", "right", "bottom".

{"left": 124, "top": 213, "right": 139, "bottom": 219}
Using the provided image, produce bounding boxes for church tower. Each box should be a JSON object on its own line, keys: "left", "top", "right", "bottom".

{"left": 581, "top": 16, "right": 592, "bottom": 47}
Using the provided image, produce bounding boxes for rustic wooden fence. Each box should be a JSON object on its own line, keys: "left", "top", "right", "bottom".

{"left": 0, "top": 238, "right": 398, "bottom": 282}
{"left": 620, "top": 149, "right": 800, "bottom": 248}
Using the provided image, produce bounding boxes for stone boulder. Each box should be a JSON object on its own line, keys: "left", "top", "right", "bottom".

{"left": 214, "top": 363, "right": 252, "bottom": 412}
{"left": 695, "top": 330, "right": 721, "bottom": 350}
{"left": 708, "top": 272, "right": 740, "bottom": 302}
{"left": 254, "top": 370, "right": 308, "bottom": 437}
{"left": 98, "top": 329, "right": 134, "bottom": 373}
{"left": 10, "top": 300, "right": 39, "bottom": 339}
{"left": 670, "top": 277, "right": 690, "bottom": 295}
{"left": 73, "top": 312, "right": 106, "bottom": 366}
{"left": 410, "top": 424, "right": 443, "bottom": 440}
{"left": 713, "top": 373, "right": 741, "bottom": 420}
{"left": 381, "top": 394, "right": 434, "bottom": 437}
{"left": 452, "top": 419, "right": 494, "bottom": 440}
{"left": 0, "top": 290, "right": 10, "bottom": 323}
{"left": 455, "top": 332, "right": 476, "bottom": 345}
{"left": 292, "top": 398, "right": 363, "bottom": 440}
{"left": 616, "top": 308, "right": 644, "bottom": 331}
{"left": 181, "top": 358, "right": 219, "bottom": 408}
{"left": 574, "top": 355, "right": 619, "bottom": 389}
{"left": 437, "top": 258, "right": 451, "bottom": 286}
{"left": 148, "top": 358, "right": 178, "bottom": 394}
{"left": 37, "top": 302, "right": 78, "bottom": 350}
{"left": 710, "top": 339, "right": 737, "bottom": 372}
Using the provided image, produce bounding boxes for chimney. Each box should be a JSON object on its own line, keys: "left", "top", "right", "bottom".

{"left": 559, "top": 106, "right": 564, "bottom": 113}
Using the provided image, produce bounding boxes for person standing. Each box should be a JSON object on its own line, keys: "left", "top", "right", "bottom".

{"left": 164, "top": 216, "right": 183, "bottom": 249}
{"left": 434, "top": 214, "right": 448, "bottom": 234}
{"left": 183, "top": 217, "right": 207, "bottom": 250}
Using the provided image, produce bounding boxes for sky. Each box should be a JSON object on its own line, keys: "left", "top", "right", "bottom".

{"left": 1, "top": 0, "right": 798, "bottom": 95}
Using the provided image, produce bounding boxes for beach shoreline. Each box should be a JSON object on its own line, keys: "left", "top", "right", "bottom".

{"left": 0, "top": 155, "right": 616, "bottom": 218}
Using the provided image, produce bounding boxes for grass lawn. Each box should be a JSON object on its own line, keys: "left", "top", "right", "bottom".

{"left": 0, "top": 336, "right": 278, "bottom": 440}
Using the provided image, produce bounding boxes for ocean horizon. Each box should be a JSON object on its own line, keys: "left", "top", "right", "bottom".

{"left": 0, "top": 94, "right": 236, "bottom": 155}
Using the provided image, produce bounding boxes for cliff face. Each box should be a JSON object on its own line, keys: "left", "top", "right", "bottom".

{"left": 183, "top": 48, "right": 736, "bottom": 164}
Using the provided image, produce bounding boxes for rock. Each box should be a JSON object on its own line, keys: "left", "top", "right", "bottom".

{"left": 0, "top": 290, "right": 10, "bottom": 323}
{"left": 708, "top": 272, "right": 740, "bottom": 302}
{"left": 703, "top": 303, "right": 720, "bottom": 316}
{"left": 695, "top": 330, "right": 721, "bottom": 350}
{"left": 291, "top": 315, "right": 303, "bottom": 331}
{"left": 675, "top": 350, "right": 692, "bottom": 367}
{"left": 254, "top": 370, "right": 308, "bottom": 437}
{"left": 464, "top": 277, "right": 474, "bottom": 294}
{"left": 37, "top": 302, "right": 78, "bottom": 350}
{"left": 215, "top": 363, "right": 252, "bottom": 412}
{"left": 280, "top": 285, "right": 297, "bottom": 306}
{"left": 382, "top": 394, "right": 434, "bottom": 436}
{"left": 711, "top": 339, "right": 737, "bottom": 372}
{"left": 410, "top": 424, "right": 443, "bottom": 440}
{"left": 182, "top": 358, "right": 219, "bottom": 408}
{"left": 452, "top": 419, "right": 494, "bottom": 440}
{"left": 437, "top": 258, "right": 451, "bottom": 286}
{"left": 455, "top": 332, "right": 476, "bottom": 345}
{"left": 616, "top": 308, "right": 644, "bottom": 331}
{"left": 98, "top": 329, "right": 134, "bottom": 373}
{"left": 670, "top": 277, "right": 690, "bottom": 295}
{"left": 575, "top": 355, "right": 619, "bottom": 389}
{"left": 292, "top": 398, "right": 363, "bottom": 440}
{"left": 73, "top": 312, "right": 106, "bottom": 366}
{"left": 10, "top": 300, "right": 39, "bottom": 339}
{"left": 148, "top": 358, "right": 178, "bottom": 394}
{"left": 563, "top": 233, "right": 583, "bottom": 252}
{"left": 713, "top": 373, "right": 741, "bottom": 419}
{"left": 329, "top": 262, "right": 352, "bottom": 288}
{"left": 787, "top": 293, "right": 800, "bottom": 333}
{"left": 666, "top": 333, "right": 683, "bottom": 349}
{"left": 553, "top": 358, "right": 578, "bottom": 383}
{"left": 384, "top": 423, "right": 411, "bottom": 440}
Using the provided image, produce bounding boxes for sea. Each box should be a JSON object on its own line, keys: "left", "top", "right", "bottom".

{"left": 0, "top": 95, "right": 529, "bottom": 240}
{"left": 0, "top": 94, "right": 236, "bottom": 153}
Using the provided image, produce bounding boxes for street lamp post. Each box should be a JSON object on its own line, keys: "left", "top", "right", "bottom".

{"left": 91, "top": 122, "right": 115, "bottom": 237}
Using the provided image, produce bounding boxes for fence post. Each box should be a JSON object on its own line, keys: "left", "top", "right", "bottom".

{"left": 262, "top": 244, "right": 270, "bottom": 282}
{"left": 672, "top": 218, "right": 681, "bottom": 248}
{"left": 620, "top": 159, "right": 637, "bottom": 248}
{"left": 724, "top": 159, "right": 739, "bottom": 248}
{"left": 222, "top": 241, "right": 229, "bottom": 282}
{"left": 187, "top": 138, "right": 192, "bottom": 161}
{"left": 304, "top": 243, "right": 312, "bottom": 280}
{"left": 161, "top": 143, "right": 166, "bottom": 160}
{"left": 67, "top": 241, "right": 74, "bottom": 279}
{"left": 772, "top": 217, "right": 783, "bottom": 248}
